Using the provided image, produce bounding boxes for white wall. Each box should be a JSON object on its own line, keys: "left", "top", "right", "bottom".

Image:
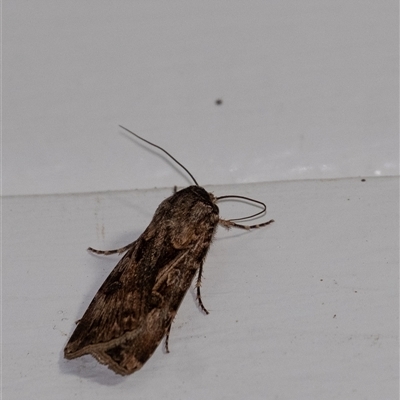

{"left": 3, "top": 1, "right": 398, "bottom": 196}
{"left": 3, "top": 2, "right": 398, "bottom": 399}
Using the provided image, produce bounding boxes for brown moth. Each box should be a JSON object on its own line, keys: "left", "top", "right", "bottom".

{"left": 64, "top": 126, "right": 274, "bottom": 375}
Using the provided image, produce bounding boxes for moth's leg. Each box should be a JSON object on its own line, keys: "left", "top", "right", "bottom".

{"left": 196, "top": 265, "right": 209, "bottom": 315}
{"left": 219, "top": 218, "right": 274, "bottom": 230}
{"left": 173, "top": 185, "right": 178, "bottom": 194}
{"left": 165, "top": 324, "right": 172, "bottom": 354}
{"left": 87, "top": 240, "right": 137, "bottom": 256}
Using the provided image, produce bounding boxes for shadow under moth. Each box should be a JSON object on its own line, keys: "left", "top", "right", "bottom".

{"left": 64, "top": 126, "right": 274, "bottom": 376}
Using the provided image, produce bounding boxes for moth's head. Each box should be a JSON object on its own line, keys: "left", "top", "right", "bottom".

{"left": 176, "top": 185, "right": 219, "bottom": 215}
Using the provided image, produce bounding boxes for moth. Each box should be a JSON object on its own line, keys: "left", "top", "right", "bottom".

{"left": 64, "top": 126, "right": 274, "bottom": 375}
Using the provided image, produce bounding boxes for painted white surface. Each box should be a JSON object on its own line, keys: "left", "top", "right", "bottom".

{"left": 3, "top": 178, "right": 398, "bottom": 399}
{"left": 3, "top": 1, "right": 398, "bottom": 196}
{"left": 3, "top": 1, "right": 399, "bottom": 399}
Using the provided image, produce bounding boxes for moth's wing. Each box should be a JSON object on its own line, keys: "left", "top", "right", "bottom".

{"left": 65, "top": 187, "right": 219, "bottom": 375}
{"left": 64, "top": 237, "right": 201, "bottom": 375}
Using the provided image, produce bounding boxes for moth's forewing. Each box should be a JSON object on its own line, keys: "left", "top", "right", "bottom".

{"left": 64, "top": 186, "right": 219, "bottom": 375}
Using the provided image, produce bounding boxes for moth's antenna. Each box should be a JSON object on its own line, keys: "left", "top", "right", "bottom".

{"left": 119, "top": 125, "right": 199, "bottom": 186}
{"left": 216, "top": 194, "right": 267, "bottom": 221}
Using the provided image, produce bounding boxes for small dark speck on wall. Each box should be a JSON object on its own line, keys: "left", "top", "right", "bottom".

{"left": 215, "top": 99, "right": 223, "bottom": 105}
